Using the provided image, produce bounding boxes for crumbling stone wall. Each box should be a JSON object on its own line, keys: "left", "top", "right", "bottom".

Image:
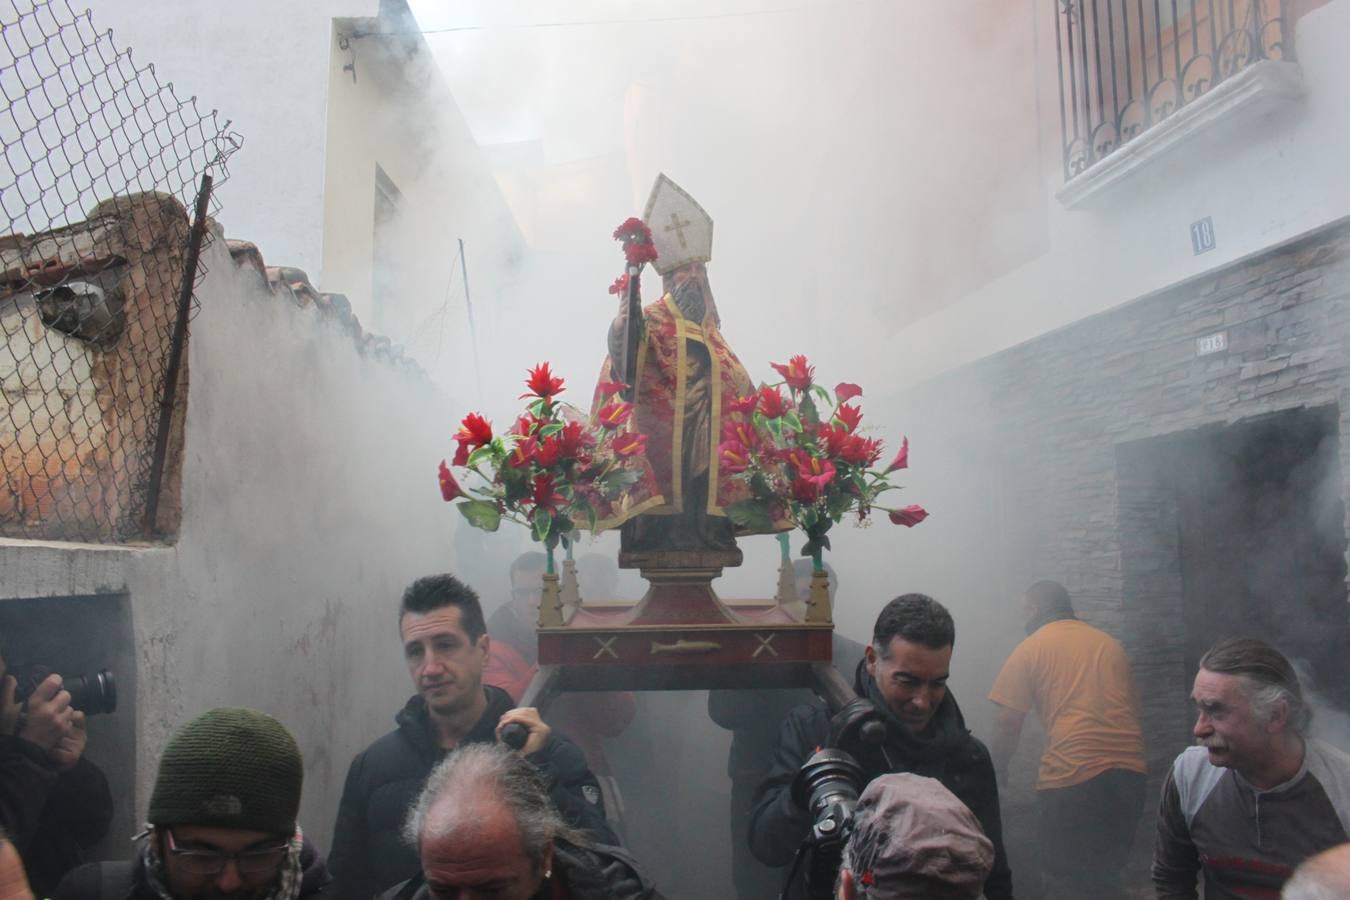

{"left": 0, "top": 193, "right": 190, "bottom": 540}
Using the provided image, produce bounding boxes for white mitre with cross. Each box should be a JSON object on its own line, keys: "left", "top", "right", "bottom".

{"left": 643, "top": 173, "right": 713, "bottom": 277}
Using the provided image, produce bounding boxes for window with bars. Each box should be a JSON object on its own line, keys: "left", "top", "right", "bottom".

{"left": 1054, "top": 0, "right": 1294, "bottom": 180}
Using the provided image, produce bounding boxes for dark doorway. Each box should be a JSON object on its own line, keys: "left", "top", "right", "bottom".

{"left": 0, "top": 592, "right": 137, "bottom": 864}
{"left": 1171, "top": 406, "right": 1349, "bottom": 703}
{"left": 1118, "top": 405, "right": 1350, "bottom": 756}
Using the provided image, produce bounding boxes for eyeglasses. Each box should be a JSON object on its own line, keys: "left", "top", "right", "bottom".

{"left": 164, "top": 829, "right": 290, "bottom": 878}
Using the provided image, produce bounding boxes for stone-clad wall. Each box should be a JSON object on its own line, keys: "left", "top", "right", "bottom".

{"left": 901, "top": 218, "right": 1350, "bottom": 893}
{"left": 914, "top": 217, "right": 1350, "bottom": 735}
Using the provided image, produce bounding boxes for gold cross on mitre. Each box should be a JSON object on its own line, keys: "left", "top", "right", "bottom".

{"left": 643, "top": 173, "right": 713, "bottom": 277}
{"left": 665, "top": 211, "right": 692, "bottom": 249}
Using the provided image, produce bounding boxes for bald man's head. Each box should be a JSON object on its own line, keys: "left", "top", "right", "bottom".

{"left": 1282, "top": 844, "right": 1350, "bottom": 900}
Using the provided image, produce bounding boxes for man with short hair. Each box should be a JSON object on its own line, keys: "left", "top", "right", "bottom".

{"left": 54, "top": 707, "right": 328, "bottom": 900}
{"left": 834, "top": 773, "right": 994, "bottom": 900}
{"left": 708, "top": 561, "right": 867, "bottom": 900}
{"left": 328, "top": 574, "right": 613, "bottom": 900}
{"left": 1282, "top": 843, "right": 1350, "bottom": 900}
{"left": 988, "top": 581, "right": 1147, "bottom": 896}
{"left": 1153, "top": 638, "right": 1350, "bottom": 899}
{"left": 749, "top": 594, "right": 1013, "bottom": 899}
{"left": 388, "top": 742, "right": 657, "bottom": 900}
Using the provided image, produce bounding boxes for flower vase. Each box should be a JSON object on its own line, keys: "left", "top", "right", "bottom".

{"left": 538, "top": 547, "right": 565, "bottom": 627}
{"left": 805, "top": 549, "right": 832, "bottom": 624}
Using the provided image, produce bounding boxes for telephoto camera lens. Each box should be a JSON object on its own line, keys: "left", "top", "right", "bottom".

{"left": 64, "top": 669, "right": 116, "bottom": 715}
{"left": 10, "top": 665, "right": 117, "bottom": 716}
{"left": 792, "top": 747, "right": 866, "bottom": 844}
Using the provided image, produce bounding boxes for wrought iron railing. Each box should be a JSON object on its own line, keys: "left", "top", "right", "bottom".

{"left": 1054, "top": 0, "right": 1294, "bottom": 180}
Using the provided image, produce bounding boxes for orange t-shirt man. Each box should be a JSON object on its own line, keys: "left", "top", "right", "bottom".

{"left": 988, "top": 582, "right": 1148, "bottom": 896}
{"left": 989, "top": 617, "right": 1147, "bottom": 789}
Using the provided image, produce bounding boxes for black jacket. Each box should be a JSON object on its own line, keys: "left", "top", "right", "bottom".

{"left": 53, "top": 837, "right": 331, "bottom": 900}
{"left": 747, "top": 666, "right": 1014, "bottom": 899}
{"left": 327, "top": 686, "right": 615, "bottom": 900}
{"left": 0, "top": 736, "right": 113, "bottom": 896}
{"left": 382, "top": 839, "right": 659, "bottom": 900}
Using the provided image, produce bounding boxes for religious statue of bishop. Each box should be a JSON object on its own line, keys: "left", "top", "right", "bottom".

{"left": 594, "top": 174, "right": 782, "bottom": 559}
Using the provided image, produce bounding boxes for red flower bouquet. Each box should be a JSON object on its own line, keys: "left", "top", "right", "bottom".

{"left": 720, "top": 356, "right": 927, "bottom": 567}
{"left": 438, "top": 364, "right": 650, "bottom": 570}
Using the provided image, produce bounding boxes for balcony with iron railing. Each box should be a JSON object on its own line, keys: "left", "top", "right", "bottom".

{"left": 1054, "top": 0, "right": 1300, "bottom": 204}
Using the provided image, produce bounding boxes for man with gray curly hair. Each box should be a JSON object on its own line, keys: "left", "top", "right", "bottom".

{"left": 388, "top": 744, "right": 658, "bottom": 900}
{"left": 1153, "top": 638, "right": 1350, "bottom": 899}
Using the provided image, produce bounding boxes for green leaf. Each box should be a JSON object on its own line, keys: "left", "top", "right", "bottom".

{"left": 533, "top": 507, "right": 552, "bottom": 541}
{"left": 587, "top": 503, "right": 598, "bottom": 533}
{"left": 768, "top": 418, "right": 783, "bottom": 442}
{"left": 538, "top": 423, "right": 564, "bottom": 438}
{"left": 726, "top": 500, "right": 774, "bottom": 531}
{"left": 466, "top": 445, "right": 496, "bottom": 468}
{"left": 457, "top": 500, "right": 501, "bottom": 532}
{"left": 782, "top": 411, "right": 803, "bottom": 434}
{"left": 599, "top": 468, "right": 642, "bottom": 495}
{"left": 811, "top": 384, "right": 832, "bottom": 405}
{"left": 798, "top": 394, "right": 819, "bottom": 426}
{"left": 528, "top": 398, "right": 547, "bottom": 418}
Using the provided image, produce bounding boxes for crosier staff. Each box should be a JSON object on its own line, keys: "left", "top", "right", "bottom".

{"left": 611, "top": 217, "right": 658, "bottom": 403}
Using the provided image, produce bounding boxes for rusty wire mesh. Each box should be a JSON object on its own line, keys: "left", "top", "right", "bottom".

{"left": 0, "top": 0, "right": 240, "bottom": 541}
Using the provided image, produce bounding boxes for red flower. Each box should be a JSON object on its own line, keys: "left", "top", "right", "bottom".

{"left": 597, "top": 380, "right": 629, "bottom": 398}
{"left": 757, "top": 386, "right": 787, "bottom": 419}
{"left": 834, "top": 382, "right": 863, "bottom": 403}
{"left": 722, "top": 419, "right": 760, "bottom": 450}
{"left": 837, "top": 434, "right": 875, "bottom": 466}
{"left": 612, "top": 216, "right": 650, "bottom": 242}
{"left": 531, "top": 473, "right": 565, "bottom": 511}
{"left": 612, "top": 431, "right": 647, "bottom": 457}
{"left": 792, "top": 477, "right": 822, "bottom": 504}
{"left": 534, "top": 436, "right": 563, "bottom": 468}
{"left": 557, "top": 421, "right": 594, "bottom": 460}
{"left": 816, "top": 423, "right": 851, "bottom": 459}
{"left": 455, "top": 413, "right": 493, "bottom": 447}
{"left": 771, "top": 355, "right": 815, "bottom": 392}
{"left": 861, "top": 436, "right": 884, "bottom": 466}
{"left": 885, "top": 436, "right": 909, "bottom": 473}
{"left": 597, "top": 399, "right": 634, "bottom": 429}
{"left": 726, "top": 394, "right": 758, "bottom": 415}
{"left": 718, "top": 439, "right": 751, "bottom": 474}
{"left": 835, "top": 402, "right": 863, "bottom": 433}
{"left": 438, "top": 460, "right": 463, "bottom": 502}
{"left": 522, "top": 362, "right": 565, "bottom": 399}
{"left": 508, "top": 436, "right": 537, "bottom": 469}
{"left": 452, "top": 440, "right": 471, "bottom": 467}
{"left": 608, "top": 273, "right": 630, "bottom": 295}
{"left": 613, "top": 217, "right": 659, "bottom": 266}
{"left": 889, "top": 505, "right": 929, "bottom": 527}
{"left": 626, "top": 242, "right": 658, "bottom": 266}
{"left": 791, "top": 450, "right": 837, "bottom": 490}
{"left": 511, "top": 414, "right": 540, "bottom": 437}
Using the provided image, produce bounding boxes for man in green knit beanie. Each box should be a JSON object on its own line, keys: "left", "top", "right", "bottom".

{"left": 54, "top": 707, "right": 330, "bottom": 900}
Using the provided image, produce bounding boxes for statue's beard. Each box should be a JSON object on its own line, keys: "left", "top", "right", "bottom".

{"left": 673, "top": 279, "right": 706, "bottom": 323}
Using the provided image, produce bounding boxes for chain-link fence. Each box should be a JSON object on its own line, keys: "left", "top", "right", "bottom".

{"left": 1, "top": 0, "right": 240, "bottom": 542}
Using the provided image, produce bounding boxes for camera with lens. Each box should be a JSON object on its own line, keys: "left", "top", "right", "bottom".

{"left": 8, "top": 664, "right": 117, "bottom": 716}
{"left": 781, "top": 698, "right": 890, "bottom": 900}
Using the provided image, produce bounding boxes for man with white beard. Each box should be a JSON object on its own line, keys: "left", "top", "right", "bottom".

{"left": 1153, "top": 638, "right": 1350, "bottom": 899}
